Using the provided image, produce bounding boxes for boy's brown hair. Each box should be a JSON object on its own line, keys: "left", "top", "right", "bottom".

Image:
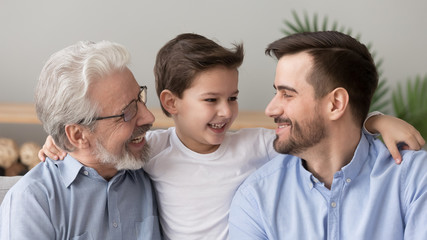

{"left": 154, "top": 33, "right": 244, "bottom": 116}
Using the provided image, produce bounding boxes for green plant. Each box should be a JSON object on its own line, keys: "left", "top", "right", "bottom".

{"left": 281, "top": 10, "right": 390, "bottom": 113}
{"left": 392, "top": 75, "right": 427, "bottom": 138}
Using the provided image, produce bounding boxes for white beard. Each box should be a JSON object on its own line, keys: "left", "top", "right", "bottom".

{"left": 94, "top": 139, "right": 150, "bottom": 170}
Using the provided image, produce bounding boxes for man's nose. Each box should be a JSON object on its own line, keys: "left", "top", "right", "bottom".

{"left": 135, "top": 101, "right": 155, "bottom": 126}
{"left": 265, "top": 95, "right": 282, "bottom": 119}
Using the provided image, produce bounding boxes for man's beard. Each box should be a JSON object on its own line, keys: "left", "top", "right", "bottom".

{"left": 94, "top": 125, "right": 151, "bottom": 170}
{"left": 274, "top": 107, "right": 326, "bottom": 155}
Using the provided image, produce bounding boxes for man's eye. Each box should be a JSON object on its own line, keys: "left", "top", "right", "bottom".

{"left": 205, "top": 98, "right": 217, "bottom": 102}
{"left": 283, "top": 93, "right": 292, "bottom": 97}
{"left": 229, "top": 96, "right": 238, "bottom": 101}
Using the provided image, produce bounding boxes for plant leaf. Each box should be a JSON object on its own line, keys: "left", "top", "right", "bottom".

{"left": 392, "top": 75, "right": 427, "bottom": 138}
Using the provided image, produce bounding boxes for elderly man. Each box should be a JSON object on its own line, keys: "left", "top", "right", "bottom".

{"left": 0, "top": 41, "right": 161, "bottom": 239}
{"left": 229, "top": 31, "right": 427, "bottom": 239}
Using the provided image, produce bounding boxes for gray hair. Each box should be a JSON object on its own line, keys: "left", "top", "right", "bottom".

{"left": 35, "top": 41, "right": 131, "bottom": 151}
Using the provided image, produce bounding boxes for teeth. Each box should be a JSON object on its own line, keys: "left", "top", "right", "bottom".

{"left": 210, "top": 123, "right": 226, "bottom": 129}
{"left": 131, "top": 135, "right": 143, "bottom": 143}
{"left": 278, "top": 123, "right": 290, "bottom": 129}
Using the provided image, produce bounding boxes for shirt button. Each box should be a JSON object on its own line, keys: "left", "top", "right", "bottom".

{"left": 346, "top": 178, "right": 351, "bottom": 183}
{"left": 331, "top": 202, "right": 337, "bottom": 208}
{"left": 83, "top": 170, "right": 89, "bottom": 176}
{"left": 113, "top": 222, "right": 118, "bottom": 228}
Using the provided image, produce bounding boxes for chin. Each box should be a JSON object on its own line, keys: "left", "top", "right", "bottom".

{"left": 211, "top": 136, "right": 226, "bottom": 145}
{"left": 115, "top": 159, "right": 146, "bottom": 170}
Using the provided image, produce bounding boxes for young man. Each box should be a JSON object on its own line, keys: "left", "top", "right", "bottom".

{"left": 229, "top": 31, "right": 427, "bottom": 239}
{"left": 0, "top": 41, "right": 161, "bottom": 239}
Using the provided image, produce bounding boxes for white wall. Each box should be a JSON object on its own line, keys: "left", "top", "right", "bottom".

{"left": 1, "top": 0, "right": 426, "bottom": 112}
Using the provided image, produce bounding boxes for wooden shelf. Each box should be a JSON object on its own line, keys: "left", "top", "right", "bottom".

{"left": 0, "top": 103, "right": 275, "bottom": 130}
{"left": 0, "top": 103, "right": 40, "bottom": 124}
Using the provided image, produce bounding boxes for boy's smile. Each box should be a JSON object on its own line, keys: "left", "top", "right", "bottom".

{"left": 172, "top": 66, "right": 239, "bottom": 154}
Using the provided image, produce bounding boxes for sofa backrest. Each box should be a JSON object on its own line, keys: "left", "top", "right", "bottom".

{"left": 0, "top": 176, "right": 22, "bottom": 204}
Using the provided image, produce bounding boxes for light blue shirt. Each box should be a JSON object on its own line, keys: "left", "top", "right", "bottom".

{"left": 0, "top": 155, "right": 161, "bottom": 240}
{"left": 229, "top": 133, "right": 427, "bottom": 239}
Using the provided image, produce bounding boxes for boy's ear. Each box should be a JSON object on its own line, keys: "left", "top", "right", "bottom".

{"left": 65, "top": 124, "right": 90, "bottom": 149}
{"left": 160, "top": 89, "right": 179, "bottom": 115}
{"left": 326, "top": 87, "right": 349, "bottom": 120}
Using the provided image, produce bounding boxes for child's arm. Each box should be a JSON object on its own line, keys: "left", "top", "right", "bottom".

{"left": 364, "top": 112, "right": 425, "bottom": 164}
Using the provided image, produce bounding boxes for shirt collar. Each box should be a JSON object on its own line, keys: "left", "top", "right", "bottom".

{"left": 55, "top": 154, "right": 84, "bottom": 188}
{"left": 124, "top": 169, "right": 138, "bottom": 182}
{"left": 299, "top": 132, "right": 370, "bottom": 189}
{"left": 55, "top": 154, "right": 140, "bottom": 187}
{"left": 297, "top": 158, "right": 316, "bottom": 190}
{"left": 341, "top": 132, "right": 370, "bottom": 181}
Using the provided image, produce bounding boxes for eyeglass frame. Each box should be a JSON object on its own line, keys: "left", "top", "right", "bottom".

{"left": 80, "top": 86, "right": 147, "bottom": 124}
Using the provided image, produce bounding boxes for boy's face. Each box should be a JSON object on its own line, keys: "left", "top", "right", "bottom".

{"left": 173, "top": 66, "right": 239, "bottom": 154}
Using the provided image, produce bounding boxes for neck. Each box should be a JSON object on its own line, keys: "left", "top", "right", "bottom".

{"left": 299, "top": 122, "right": 361, "bottom": 189}
{"left": 69, "top": 151, "right": 118, "bottom": 181}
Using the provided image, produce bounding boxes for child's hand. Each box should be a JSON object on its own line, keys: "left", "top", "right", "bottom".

{"left": 365, "top": 114, "right": 425, "bottom": 164}
{"left": 38, "top": 135, "right": 67, "bottom": 162}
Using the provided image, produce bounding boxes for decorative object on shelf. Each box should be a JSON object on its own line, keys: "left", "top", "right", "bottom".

{"left": 0, "top": 138, "right": 19, "bottom": 167}
{"left": 0, "top": 137, "right": 42, "bottom": 176}
{"left": 20, "top": 142, "right": 42, "bottom": 170}
{"left": 0, "top": 137, "right": 21, "bottom": 176}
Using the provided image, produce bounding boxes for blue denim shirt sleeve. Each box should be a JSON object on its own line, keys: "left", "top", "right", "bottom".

{"left": 229, "top": 183, "right": 267, "bottom": 240}
{"left": 401, "top": 150, "right": 427, "bottom": 239}
{"left": 0, "top": 180, "right": 55, "bottom": 239}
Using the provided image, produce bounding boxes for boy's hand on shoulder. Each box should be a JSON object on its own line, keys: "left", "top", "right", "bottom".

{"left": 366, "top": 114, "right": 425, "bottom": 164}
{"left": 38, "top": 135, "right": 67, "bottom": 162}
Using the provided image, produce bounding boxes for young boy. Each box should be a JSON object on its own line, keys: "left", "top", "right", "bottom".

{"left": 146, "top": 33, "right": 276, "bottom": 239}
{"left": 40, "top": 33, "right": 425, "bottom": 239}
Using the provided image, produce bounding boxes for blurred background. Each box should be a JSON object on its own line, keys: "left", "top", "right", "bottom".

{"left": 1, "top": 0, "right": 426, "bottom": 146}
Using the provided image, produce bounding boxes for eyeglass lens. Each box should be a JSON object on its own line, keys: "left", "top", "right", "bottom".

{"left": 140, "top": 87, "right": 147, "bottom": 104}
{"left": 123, "top": 87, "right": 147, "bottom": 122}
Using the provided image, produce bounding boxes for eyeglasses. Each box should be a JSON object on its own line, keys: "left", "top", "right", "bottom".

{"left": 92, "top": 86, "right": 147, "bottom": 123}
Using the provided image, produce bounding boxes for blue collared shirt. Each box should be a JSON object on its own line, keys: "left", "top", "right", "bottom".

{"left": 229, "top": 133, "right": 427, "bottom": 239}
{"left": 0, "top": 155, "right": 161, "bottom": 240}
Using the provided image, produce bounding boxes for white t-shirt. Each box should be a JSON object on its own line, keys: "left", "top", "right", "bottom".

{"left": 144, "top": 127, "right": 278, "bottom": 240}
